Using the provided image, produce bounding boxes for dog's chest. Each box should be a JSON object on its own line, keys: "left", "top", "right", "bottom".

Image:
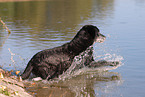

{"left": 72, "top": 46, "right": 94, "bottom": 69}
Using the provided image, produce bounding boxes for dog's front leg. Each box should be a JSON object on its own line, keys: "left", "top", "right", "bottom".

{"left": 87, "top": 60, "right": 120, "bottom": 68}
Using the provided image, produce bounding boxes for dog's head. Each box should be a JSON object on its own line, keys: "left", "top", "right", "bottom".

{"left": 70, "top": 25, "right": 106, "bottom": 55}
{"left": 82, "top": 25, "right": 106, "bottom": 43}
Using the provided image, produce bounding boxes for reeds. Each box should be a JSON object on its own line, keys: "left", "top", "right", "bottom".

{"left": 0, "top": 17, "right": 11, "bottom": 47}
{"left": 0, "top": 17, "right": 11, "bottom": 34}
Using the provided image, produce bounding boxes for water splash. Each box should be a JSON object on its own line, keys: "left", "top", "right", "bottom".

{"left": 58, "top": 46, "right": 124, "bottom": 81}
{"left": 96, "top": 53, "right": 124, "bottom": 62}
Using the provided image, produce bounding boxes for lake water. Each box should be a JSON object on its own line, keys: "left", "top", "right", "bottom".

{"left": 0, "top": 0, "right": 145, "bottom": 97}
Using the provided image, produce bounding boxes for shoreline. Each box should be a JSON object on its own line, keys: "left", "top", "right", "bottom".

{"left": 0, "top": 69, "right": 32, "bottom": 97}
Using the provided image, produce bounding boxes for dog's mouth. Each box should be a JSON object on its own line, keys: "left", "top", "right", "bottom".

{"left": 95, "top": 33, "right": 106, "bottom": 43}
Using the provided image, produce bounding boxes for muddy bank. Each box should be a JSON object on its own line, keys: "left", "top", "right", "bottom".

{"left": 0, "top": 69, "right": 32, "bottom": 97}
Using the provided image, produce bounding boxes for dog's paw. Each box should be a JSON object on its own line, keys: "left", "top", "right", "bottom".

{"left": 88, "top": 60, "right": 120, "bottom": 68}
{"left": 32, "top": 77, "right": 43, "bottom": 81}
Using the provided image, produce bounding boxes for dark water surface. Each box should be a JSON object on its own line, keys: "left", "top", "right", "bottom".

{"left": 0, "top": 0, "right": 145, "bottom": 97}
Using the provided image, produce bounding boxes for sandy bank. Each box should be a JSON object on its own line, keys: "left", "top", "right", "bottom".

{"left": 0, "top": 69, "right": 32, "bottom": 97}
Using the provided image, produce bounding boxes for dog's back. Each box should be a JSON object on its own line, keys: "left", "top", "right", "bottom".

{"left": 21, "top": 44, "right": 73, "bottom": 80}
{"left": 21, "top": 25, "right": 102, "bottom": 80}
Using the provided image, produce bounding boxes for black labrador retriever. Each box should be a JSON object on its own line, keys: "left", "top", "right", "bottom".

{"left": 21, "top": 25, "right": 118, "bottom": 80}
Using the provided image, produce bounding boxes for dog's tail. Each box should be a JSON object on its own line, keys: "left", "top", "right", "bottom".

{"left": 20, "top": 62, "right": 33, "bottom": 80}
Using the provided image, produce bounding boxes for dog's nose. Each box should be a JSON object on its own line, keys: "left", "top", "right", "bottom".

{"left": 96, "top": 33, "right": 106, "bottom": 43}
{"left": 100, "top": 34, "right": 106, "bottom": 38}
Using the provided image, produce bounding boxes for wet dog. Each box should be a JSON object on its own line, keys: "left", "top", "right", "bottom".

{"left": 21, "top": 25, "right": 109, "bottom": 80}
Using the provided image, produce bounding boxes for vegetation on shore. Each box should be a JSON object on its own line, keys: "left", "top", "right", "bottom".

{"left": 0, "top": 68, "right": 32, "bottom": 97}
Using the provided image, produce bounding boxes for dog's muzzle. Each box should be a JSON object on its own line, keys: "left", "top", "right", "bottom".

{"left": 96, "top": 33, "right": 106, "bottom": 43}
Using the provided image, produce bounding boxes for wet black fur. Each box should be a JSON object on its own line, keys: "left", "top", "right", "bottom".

{"left": 21, "top": 25, "right": 105, "bottom": 80}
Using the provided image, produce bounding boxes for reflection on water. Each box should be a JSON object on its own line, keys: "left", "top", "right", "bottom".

{"left": 0, "top": 0, "right": 124, "bottom": 97}
{"left": 1, "top": 0, "right": 145, "bottom": 96}
{"left": 25, "top": 71, "right": 122, "bottom": 97}
{"left": 0, "top": 0, "right": 115, "bottom": 70}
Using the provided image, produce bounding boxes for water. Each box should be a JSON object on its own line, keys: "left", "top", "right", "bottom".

{"left": 0, "top": 0, "right": 145, "bottom": 96}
